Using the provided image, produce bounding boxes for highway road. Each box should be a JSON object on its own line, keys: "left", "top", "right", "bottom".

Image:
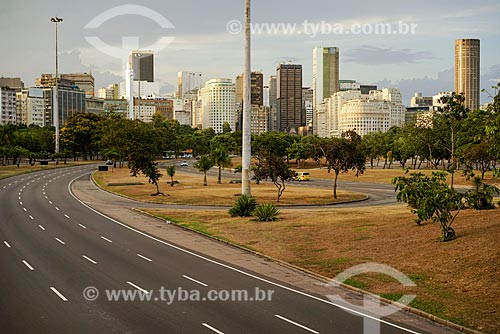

{"left": 0, "top": 165, "right": 455, "bottom": 333}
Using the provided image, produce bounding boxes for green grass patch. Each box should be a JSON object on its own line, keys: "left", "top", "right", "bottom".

{"left": 343, "top": 278, "right": 369, "bottom": 290}
{"left": 352, "top": 236, "right": 372, "bottom": 241}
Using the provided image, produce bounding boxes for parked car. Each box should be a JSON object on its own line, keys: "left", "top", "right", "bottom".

{"left": 105, "top": 160, "right": 113, "bottom": 165}
{"left": 180, "top": 161, "right": 189, "bottom": 167}
{"left": 292, "top": 172, "right": 310, "bottom": 182}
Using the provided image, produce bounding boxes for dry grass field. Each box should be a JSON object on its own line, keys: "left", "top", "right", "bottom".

{"left": 93, "top": 167, "right": 366, "bottom": 205}
{"left": 142, "top": 206, "right": 500, "bottom": 334}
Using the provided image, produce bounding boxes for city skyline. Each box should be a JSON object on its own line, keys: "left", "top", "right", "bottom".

{"left": 1, "top": 0, "right": 500, "bottom": 105}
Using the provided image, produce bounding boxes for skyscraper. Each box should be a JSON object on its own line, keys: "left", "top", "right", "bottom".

{"left": 199, "top": 78, "right": 236, "bottom": 133}
{"left": 313, "top": 47, "right": 339, "bottom": 134}
{"left": 455, "top": 39, "right": 480, "bottom": 111}
{"left": 268, "top": 75, "right": 277, "bottom": 131}
{"left": 277, "top": 64, "right": 303, "bottom": 132}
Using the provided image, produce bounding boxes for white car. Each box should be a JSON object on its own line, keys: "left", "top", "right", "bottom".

{"left": 180, "top": 161, "right": 189, "bottom": 167}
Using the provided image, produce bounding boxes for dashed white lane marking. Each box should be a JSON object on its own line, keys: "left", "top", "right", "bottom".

{"left": 49, "top": 201, "right": 53, "bottom": 205}
{"left": 19, "top": 201, "right": 23, "bottom": 205}
{"left": 202, "top": 323, "right": 225, "bottom": 334}
{"left": 126, "top": 281, "right": 150, "bottom": 294}
{"left": 78, "top": 224, "right": 87, "bottom": 229}
{"left": 38, "top": 225, "right": 45, "bottom": 231}
{"left": 29, "top": 215, "right": 34, "bottom": 220}
{"left": 50, "top": 287, "right": 68, "bottom": 302}
{"left": 82, "top": 255, "right": 97, "bottom": 265}
{"left": 137, "top": 254, "right": 152, "bottom": 262}
{"left": 100, "top": 236, "right": 112, "bottom": 243}
{"left": 55, "top": 238, "right": 66, "bottom": 245}
{"left": 23, "top": 208, "right": 27, "bottom": 212}
{"left": 22, "top": 260, "right": 35, "bottom": 271}
{"left": 64, "top": 214, "right": 70, "bottom": 219}
{"left": 3, "top": 241, "right": 11, "bottom": 248}
{"left": 55, "top": 207, "right": 60, "bottom": 211}
{"left": 182, "top": 275, "right": 208, "bottom": 287}
{"left": 274, "top": 315, "right": 319, "bottom": 334}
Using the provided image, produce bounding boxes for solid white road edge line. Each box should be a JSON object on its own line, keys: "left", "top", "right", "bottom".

{"left": 67, "top": 173, "right": 420, "bottom": 334}
{"left": 274, "top": 314, "right": 319, "bottom": 334}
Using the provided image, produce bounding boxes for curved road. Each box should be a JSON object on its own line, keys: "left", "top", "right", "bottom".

{"left": 0, "top": 165, "right": 457, "bottom": 333}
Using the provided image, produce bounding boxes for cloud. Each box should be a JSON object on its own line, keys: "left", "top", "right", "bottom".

{"left": 344, "top": 45, "right": 435, "bottom": 65}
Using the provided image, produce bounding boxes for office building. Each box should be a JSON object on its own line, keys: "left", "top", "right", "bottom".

{"left": 235, "top": 72, "right": 264, "bottom": 131}
{"left": 16, "top": 88, "right": 45, "bottom": 127}
{"left": 61, "top": 73, "right": 95, "bottom": 97}
{"left": 410, "top": 93, "right": 433, "bottom": 107}
{"left": 177, "top": 71, "right": 203, "bottom": 99}
{"left": 302, "top": 87, "right": 313, "bottom": 128}
{"left": 277, "top": 64, "right": 303, "bottom": 132}
{"left": 313, "top": 47, "right": 339, "bottom": 133}
{"left": 199, "top": 79, "right": 236, "bottom": 133}
{"left": 455, "top": 39, "right": 480, "bottom": 110}
{"left": 0, "top": 77, "right": 24, "bottom": 91}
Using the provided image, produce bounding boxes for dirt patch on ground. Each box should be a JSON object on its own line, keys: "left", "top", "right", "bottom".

{"left": 93, "top": 167, "right": 366, "bottom": 206}
{"left": 142, "top": 205, "right": 500, "bottom": 334}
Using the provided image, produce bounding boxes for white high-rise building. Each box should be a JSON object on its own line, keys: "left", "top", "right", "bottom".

{"left": 120, "top": 81, "right": 160, "bottom": 99}
{"left": 199, "top": 79, "right": 235, "bottom": 133}
{"left": 0, "top": 87, "right": 17, "bottom": 124}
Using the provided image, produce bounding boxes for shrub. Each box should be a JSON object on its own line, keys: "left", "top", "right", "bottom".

{"left": 465, "top": 177, "right": 499, "bottom": 210}
{"left": 229, "top": 195, "right": 257, "bottom": 217}
{"left": 254, "top": 203, "right": 280, "bottom": 222}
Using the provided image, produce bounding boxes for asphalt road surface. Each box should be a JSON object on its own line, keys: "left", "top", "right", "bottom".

{"left": 0, "top": 165, "right": 453, "bottom": 333}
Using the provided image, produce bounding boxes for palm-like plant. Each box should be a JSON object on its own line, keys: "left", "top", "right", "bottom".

{"left": 211, "top": 147, "right": 232, "bottom": 184}
{"left": 194, "top": 155, "right": 214, "bottom": 186}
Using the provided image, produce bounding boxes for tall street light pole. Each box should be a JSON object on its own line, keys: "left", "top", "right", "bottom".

{"left": 50, "top": 17, "right": 63, "bottom": 154}
{"left": 241, "top": 0, "right": 252, "bottom": 196}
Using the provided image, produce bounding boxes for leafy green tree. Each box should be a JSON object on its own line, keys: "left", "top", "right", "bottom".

{"left": 438, "top": 93, "right": 469, "bottom": 188}
{"left": 211, "top": 147, "right": 232, "bottom": 184}
{"left": 194, "top": 155, "right": 214, "bottom": 186}
{"left": 322, "top": 130, "right": 366, "bottom": 199}
{"left": 392, "top": 171, "right": 465, "bottom": 241}
{"left": 60, "top": 112, "right": 102, "bottom": 160}
{"left": 253, "top": 132, "right": 295, "bottom": 202}
{"left": 166, "top": 165, "right": 176, "bottom": 186}
{"left": 129, "top": 155, "right": 163, "bottom": 196}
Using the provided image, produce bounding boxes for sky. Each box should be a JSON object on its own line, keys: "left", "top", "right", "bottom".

{"left": 1, "top": 0, "right": 499, "bottom": 105}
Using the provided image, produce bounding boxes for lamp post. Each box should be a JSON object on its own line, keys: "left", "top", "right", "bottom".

{"left": 241, "top": 0, "right": 251, "bottom": 196}
{"left": 50, "top": 17, "right": 63, "bottom": 154}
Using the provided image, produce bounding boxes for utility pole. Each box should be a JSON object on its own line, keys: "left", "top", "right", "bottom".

{"left": 241, "top": 0, "right": 252, "bottom": 196}
{"left": 50, "top": 17, "right": 63, "bottom": 153}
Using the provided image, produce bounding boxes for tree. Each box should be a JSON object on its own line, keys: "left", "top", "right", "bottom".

{"left": 211, "top": 147, "right": 232, "bottom": 184}
{"left": 194, "top": 155, "right": 214, "bottom": 186}
{"left": 392, "top": 171, "right": 465, "bottom": 242}
{"left": 166, "top": 165, "right": 176, "bottom": 186}
{"left": 321, "top": 131, "right": 366, "bottom": 199}
{"left": 60, "top": 112, "right": 102, "bottom": 160}
{"left": 438, "top": 93, "right": 469, "bottom": 188}
{"left": 253, "top": 132, "right": 295, "bottom": 202}
{"left": 129, "top": 154, "right": 163, "bottom": 196}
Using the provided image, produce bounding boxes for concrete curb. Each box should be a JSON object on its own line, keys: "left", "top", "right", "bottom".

{"left": 91, "top": 172, "right": 482, "bottom": 334}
